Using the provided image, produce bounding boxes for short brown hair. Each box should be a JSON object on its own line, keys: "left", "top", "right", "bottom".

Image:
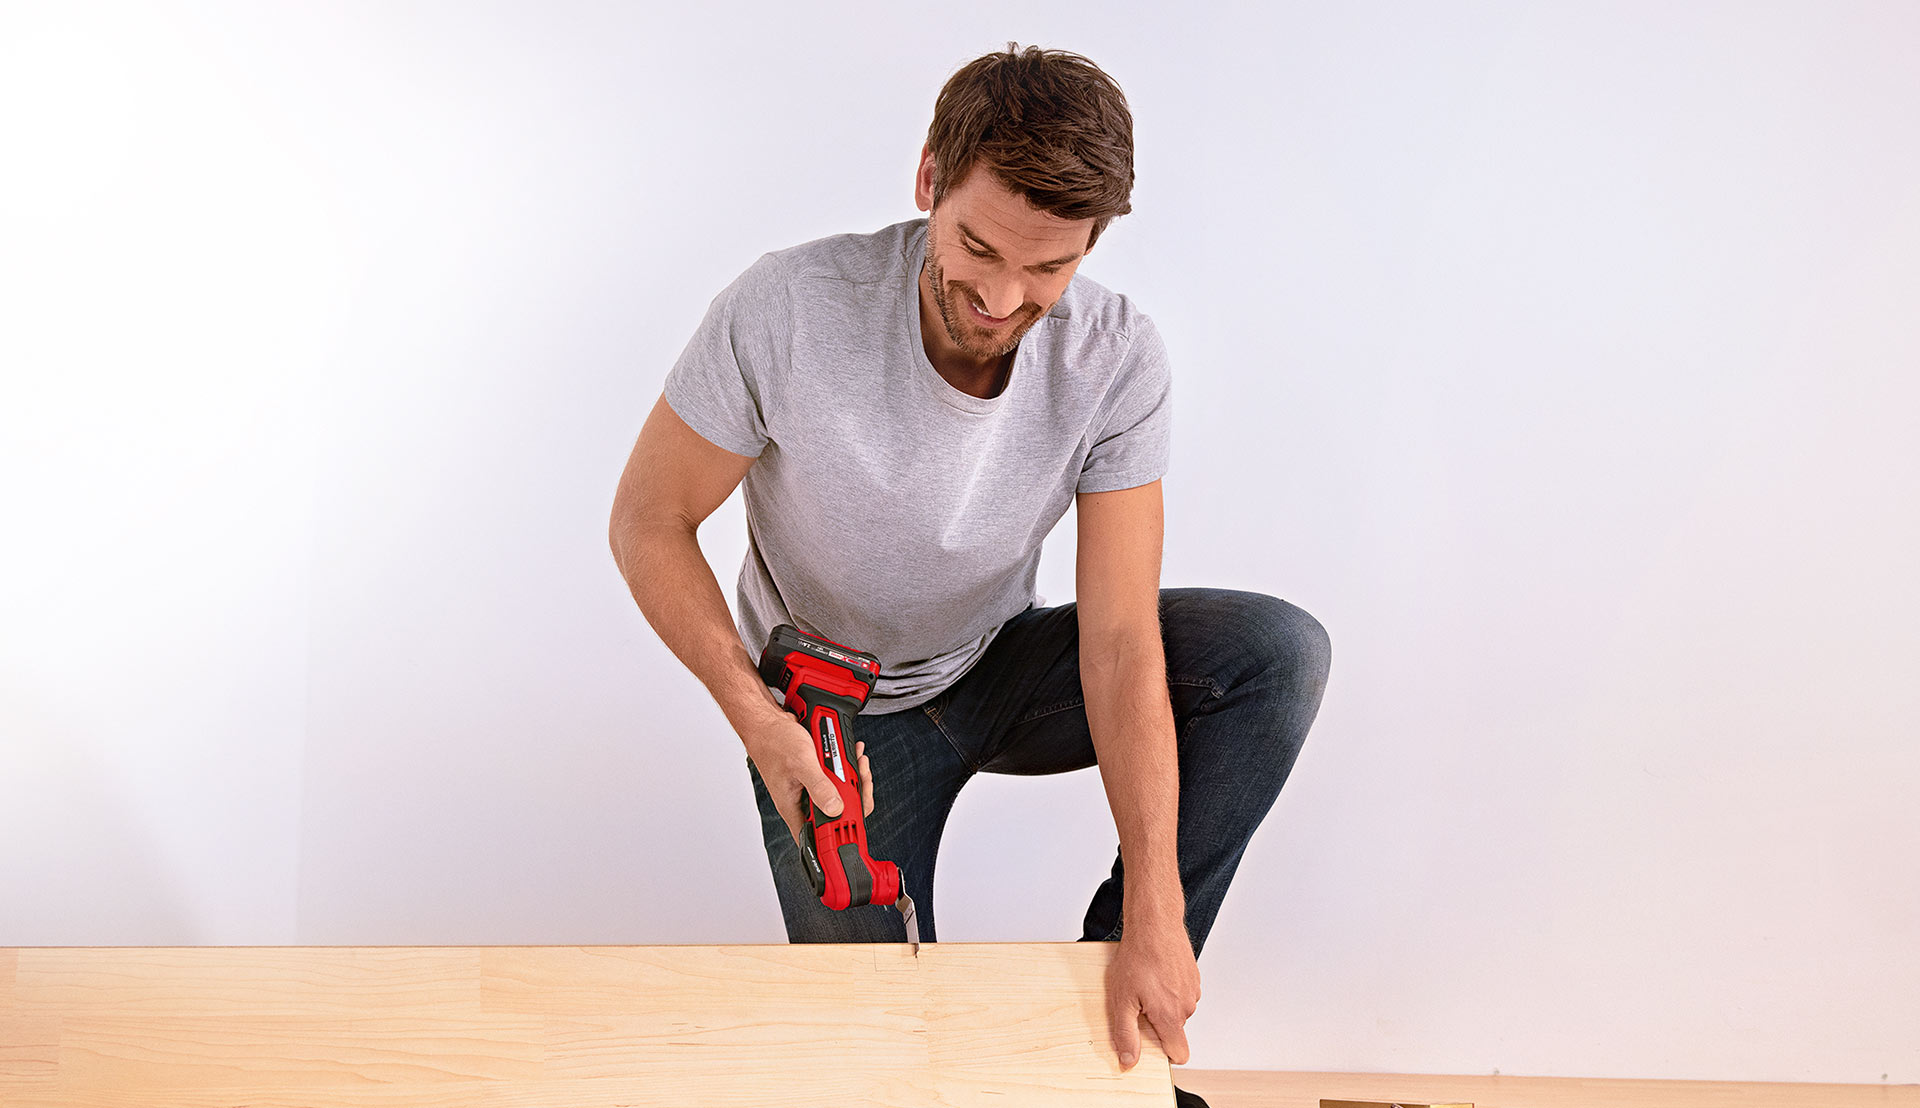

{"left": 925, "top": 44, "right": 1135, "bottom": 250}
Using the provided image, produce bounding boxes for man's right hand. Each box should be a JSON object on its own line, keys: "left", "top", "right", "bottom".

{"left": 741, "top": 704, "right": 874, "bottom": 856}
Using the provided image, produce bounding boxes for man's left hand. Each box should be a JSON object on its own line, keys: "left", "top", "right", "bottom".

{"left": 1106, "top": 918, "right": 1200, "bottom": 1070}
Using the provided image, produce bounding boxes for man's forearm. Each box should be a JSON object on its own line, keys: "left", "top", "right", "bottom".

{"left": 1082, "top": 631, "right": 1186, "bottom": 931}
{"left": 611, "top": 520, "right": 785, "bottom": 741}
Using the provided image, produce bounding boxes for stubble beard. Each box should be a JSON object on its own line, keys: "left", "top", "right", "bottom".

{"left": 924, "top": 225, "right": 1039, "bottom": 363}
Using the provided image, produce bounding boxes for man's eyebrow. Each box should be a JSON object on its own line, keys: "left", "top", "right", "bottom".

{"left": 956, "top": 220, "right": 1083, "bottom": 268}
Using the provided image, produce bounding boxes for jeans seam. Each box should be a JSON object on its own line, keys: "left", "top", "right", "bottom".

{"left": 1170, "top": 674, "right": 1226, "bottom": 700}
{"left": 923, "top": 701, "right": 979, "bottom": 772}
{"left": 1012, "top": 676, "right": 1221, "bottom": 728}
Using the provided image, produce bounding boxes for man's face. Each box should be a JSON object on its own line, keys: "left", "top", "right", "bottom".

{"left": 916, "top": 147, "right": 1094, "bottom": 366}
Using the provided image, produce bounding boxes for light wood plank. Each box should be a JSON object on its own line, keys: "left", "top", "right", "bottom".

{"left": 0, "top": 944, "right": 1173, "bottom": 1107}
{"left": 1174, "top": 1068, "right": 1920, "bottom": 1108}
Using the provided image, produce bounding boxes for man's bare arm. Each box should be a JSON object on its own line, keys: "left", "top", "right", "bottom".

{"left": 613, "top": 394, "right": 857, "bottom": 850}
{"left": 608, "top": 393, "right": 786, "bottom": 740}
{"left": 1077, "top": 478, "right": 1201, "bottom": 1072}
{"left": 1075, "top": 479, "right": 1183, "bottom": 929}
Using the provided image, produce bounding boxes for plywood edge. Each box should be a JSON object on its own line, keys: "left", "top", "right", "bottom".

{"left": 1175, "top": 1068, "right": 1920, "bottom": 1108}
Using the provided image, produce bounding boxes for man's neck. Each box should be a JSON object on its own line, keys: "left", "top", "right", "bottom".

{"left": 932, "top": 353, "right": 1013, "bottom": 399}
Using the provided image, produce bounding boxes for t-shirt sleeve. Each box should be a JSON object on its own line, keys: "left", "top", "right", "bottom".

{"left": 1077, "top": 316, "right": 1173, "bottom": 494}
{"left": 662, "top": 252, "right": 790, "bottom": 457}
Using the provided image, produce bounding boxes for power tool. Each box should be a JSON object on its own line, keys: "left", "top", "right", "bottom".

{"left": 757, "top": 623, "right": 920, "bottom": 953}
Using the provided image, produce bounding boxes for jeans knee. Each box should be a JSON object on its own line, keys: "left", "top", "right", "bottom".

{"left": 1212, "top": 591, "right": 1330, "bottom": 690}
{"left": 1218, "top": 593, "right": 1331, "bottom": 769}
{"left": 1277, "top": 600, "right": 1332, "bottom": 693}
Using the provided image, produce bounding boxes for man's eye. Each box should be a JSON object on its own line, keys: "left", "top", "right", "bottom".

{"left": 964, "top": 244, "right": 992, "bottom": 258}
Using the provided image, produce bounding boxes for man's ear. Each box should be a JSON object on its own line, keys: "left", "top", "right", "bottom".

{"left": 914, "top": 144, "right": 936, "bottom": 213}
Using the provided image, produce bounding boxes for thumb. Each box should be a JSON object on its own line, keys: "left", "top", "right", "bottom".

{"left": 1110, "top": 995, "right": 1141, "bottom": 1070}
{"left": 811, "top": 778, "right": 843, "bottom": 818}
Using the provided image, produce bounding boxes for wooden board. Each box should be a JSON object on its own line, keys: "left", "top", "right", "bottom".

{"left": 1321, "top": 1100, "right": 1473, "bottom": 1108}
{"left": 1179, "top": 1069, "right": 1920, "bottom": 1108}
{"left": 0, "top": 943, "right": 1172, "bottom": 1107}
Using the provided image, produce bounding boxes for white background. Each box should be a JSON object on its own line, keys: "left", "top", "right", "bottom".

{"left": 2, "top": 0, "right": 1915, "bottom": 1086}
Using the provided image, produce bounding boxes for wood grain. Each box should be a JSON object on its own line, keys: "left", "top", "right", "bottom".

{"left": 0, "top": 943, "right": 1173, "bottom": 1107}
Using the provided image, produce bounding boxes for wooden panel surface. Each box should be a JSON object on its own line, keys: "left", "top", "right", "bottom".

{"left": 1175, "top": 1068, "right": 1920, "bottom": 1108}
{"left": 0, "top": 943, "right": 1172, "bottom": 1107}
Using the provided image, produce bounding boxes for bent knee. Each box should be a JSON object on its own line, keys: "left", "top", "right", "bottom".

{"left": 1273, "top": 598, "right": 1331, "bottom": 687}
{"left": 1205, "top": 590, "right": 1330, "bottom": 686}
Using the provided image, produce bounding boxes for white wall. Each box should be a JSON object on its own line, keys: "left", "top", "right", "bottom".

{"left": 2, "top": 0, "right": 1914, "bottom": 1086}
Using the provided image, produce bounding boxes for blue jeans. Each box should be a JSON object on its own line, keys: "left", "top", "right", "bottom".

{"left": 747, "top": 587, "right": 1330, "bottom": 958}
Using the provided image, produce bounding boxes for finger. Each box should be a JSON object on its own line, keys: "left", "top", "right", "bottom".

{"left": 858, "top": 745, "right": 874, "bottom": 816}
{"left": 1157, "top": 1013, "right": 1191, "bottom": 1065}
{"left": 782, "top": 789, "right": 810, "bottom": 852}
{"left": 1109, "top": 995, "right": 1141, "bottom": 1070}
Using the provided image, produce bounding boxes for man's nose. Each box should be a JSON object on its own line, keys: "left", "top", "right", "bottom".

{"left": 977, "top": 282, "right": 1024, "bottom": 319}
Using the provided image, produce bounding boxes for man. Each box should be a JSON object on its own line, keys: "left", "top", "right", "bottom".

{"left": 609, "top": 45, "right": 1331, "bottom": 1097}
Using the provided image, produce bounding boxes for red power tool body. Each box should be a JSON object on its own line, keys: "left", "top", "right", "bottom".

{"left": 757, "top": 624, "right": 919, "bottom": 948}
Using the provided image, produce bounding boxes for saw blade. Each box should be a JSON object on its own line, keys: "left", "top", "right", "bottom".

{"left": 897, "top": 893, "right": 919, "bottom": 954}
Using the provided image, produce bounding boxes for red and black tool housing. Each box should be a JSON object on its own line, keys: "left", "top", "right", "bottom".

{"left": 757, "top": 624, "right": 902, "bottom": 912}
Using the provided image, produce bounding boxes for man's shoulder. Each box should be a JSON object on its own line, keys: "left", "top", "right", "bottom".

{"left": 760, "top": 219, "right": 923, "bottom": 287}
{"left": 1045, "top": 269, "right": 1157, "bottom": 346}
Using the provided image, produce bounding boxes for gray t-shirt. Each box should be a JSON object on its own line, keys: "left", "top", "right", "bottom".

{"left": 663, "top": 218, "right": 1171, "bottom": 713}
